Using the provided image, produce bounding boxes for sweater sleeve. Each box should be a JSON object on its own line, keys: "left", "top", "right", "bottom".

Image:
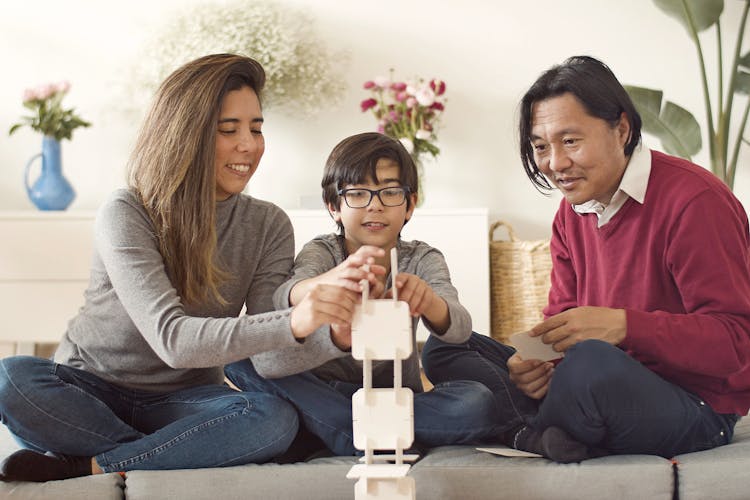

{"left": 251, "top": 237, "right": 349, "bottom": 378}
{"left": 94, "top": 195, "right": 301, "bottom": 369}
{"left": 545, "top": 203, "right": 578, "bottom": 318}
{"left": 623, "top": 189, "right": 750, "bottom": 379}
{"left": 413, "top": 246, "right": 472, "bottom": 343}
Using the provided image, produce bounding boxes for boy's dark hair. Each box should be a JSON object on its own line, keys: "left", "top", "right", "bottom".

{"left": 518, "top": 55, "right": 642, "bottom": 191}
{"left": 322, "top": 132, "right": 419, "bottom": 234}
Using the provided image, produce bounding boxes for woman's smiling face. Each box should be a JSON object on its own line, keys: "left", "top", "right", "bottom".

{"left": 214, "top": 86, "right": 265, "bottom": 201}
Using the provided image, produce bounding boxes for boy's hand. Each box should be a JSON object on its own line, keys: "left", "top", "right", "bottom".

{"left": 386, "top": 273, "right": 435, "bottom": 317}
{"left": 508, "top": 353, "right": 554, "bottom": 399}
{"left": 385, "top": 273, "right": 450, "bottom": 332}
{"left": 289, "top": 284, "right": 359, "bottom": 340}
{"left": 323, "top": 245, "right": 386, "bottom": 292}
{"left": 289, "top": 246, "right": 386, "bottom": 305}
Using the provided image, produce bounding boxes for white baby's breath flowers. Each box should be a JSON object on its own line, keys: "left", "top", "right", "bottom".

{"left": 130, "top": 0, "right": 347, "bottom": 118}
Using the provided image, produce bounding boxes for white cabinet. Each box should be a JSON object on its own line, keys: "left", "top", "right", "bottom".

{"left": 0, "top": 212, "right": 96, "bottom": 349}
{"left": 0, "top": 208, "right": 489, "bottom": 348}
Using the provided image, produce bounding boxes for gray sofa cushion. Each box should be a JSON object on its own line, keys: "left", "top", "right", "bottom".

{"left": 674, "top": 417, "right": 750, "bottom": 500}
{"left": 124, "top": 457, "right": 357, "bottom": 500}
{"left": 410, "top": 446, "right": 674, "bottom": 500}
{"left": 0, "top": 474, "right": 124, "bottom": 499}
{"left": 0, "top": 419, "right": 747, "bottom": 499}
{"left": 122, "top": 448, "right": 676, "bottom": 500}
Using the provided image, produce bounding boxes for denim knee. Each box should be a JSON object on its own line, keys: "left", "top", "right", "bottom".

{"left": 550, "top": 340, "right": 631, "bottom": 398}
{"left": 200, "top": 392, "right": 299, "bottom": 464}
{"left": 429, "top": 380, "right": 495, "bottom": 420}
{"left": 0, "top": 356, "right": 46, "bottom": 413}
{"left": 452, "top": 380, "right": 495, "bottom": 420}
{"left": 420, "top": 335, "right": 453, "bottom": 380}
{"left": 248, "top": 393, "right": 299, "bottom": 452}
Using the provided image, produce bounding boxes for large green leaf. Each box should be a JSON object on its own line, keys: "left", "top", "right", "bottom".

{"left": 653, "top": 0, "right": 724, "bottom": 35}
{"left": 739, "top": 50, "right": 750, "bottom": 71}
{"left": 624, "top": 85, "right": 702, "bottom": 159}
{"left": 736, "top": 71, "right": 750, "bottom": 95}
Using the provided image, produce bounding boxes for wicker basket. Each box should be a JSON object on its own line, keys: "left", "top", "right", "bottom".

{"left": 489, "top": 221, "right": 552, "bottom": 343}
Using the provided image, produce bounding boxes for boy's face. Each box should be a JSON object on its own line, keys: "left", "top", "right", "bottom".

{"left": 328, "top": 158, "right": 417, "bottom": 255}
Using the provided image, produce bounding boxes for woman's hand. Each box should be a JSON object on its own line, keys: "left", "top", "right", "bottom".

{"left": 289, "top": 284, "right": 359, "bottom": 340}
{"left": 289, "top": 246, "right": 386, "bottom": 305}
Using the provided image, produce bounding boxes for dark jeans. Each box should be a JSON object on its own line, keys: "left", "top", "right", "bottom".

{"left": 0, "top": 356, "right": 299, "bottom": 472}
{"left": 422, "top": 333, "right": 739, "bottom": 457}
{"left": 225, "top": 359, "right": 504, "bottom": 456}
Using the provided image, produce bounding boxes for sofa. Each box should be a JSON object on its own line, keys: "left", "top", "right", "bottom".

{"left": 0, "top": 416, "right": 747, "bottom": 499}
{"left": 2, "top": 212, "right": 749, "bottom": 499}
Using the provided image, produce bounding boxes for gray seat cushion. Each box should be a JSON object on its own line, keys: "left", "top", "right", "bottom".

{"left": 675, "top": 417, "right": 750, "bottom": 500}
{"left": 123, "top": 457, "right": 358, "bottom": 500}
{"left": 410, "top": 446, "right": 675, "bottom": 500}
{"left": 0, "top": 474, "right": 125, "bottom": 500}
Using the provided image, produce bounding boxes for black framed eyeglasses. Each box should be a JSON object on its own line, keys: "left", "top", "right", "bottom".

{"left": 337, "top": 186, "right": 411, "bottom": 208}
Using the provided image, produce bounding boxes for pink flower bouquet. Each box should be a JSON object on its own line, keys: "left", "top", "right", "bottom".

{"left": 360, "top": 71, "right": 446, "bottom": 160}
{"left": 9, "top": 81, "right": 90, "bottom": 142}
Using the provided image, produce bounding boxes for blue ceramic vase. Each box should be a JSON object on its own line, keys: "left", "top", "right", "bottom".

{"left": 24, "top": 136, "right": 76, "bottom": 210}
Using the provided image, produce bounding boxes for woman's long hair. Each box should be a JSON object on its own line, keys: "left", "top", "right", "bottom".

{"left": 127, "top": 54, "right": 265, "bottom": 306}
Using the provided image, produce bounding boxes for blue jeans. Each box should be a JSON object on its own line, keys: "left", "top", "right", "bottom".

{"left": 422, "top": 333, "right": 739, "bottom": 457}
{"left": 0, "top": 356, "right": 298, "bottom": 472}
{"left": 225, "top": 359, "right": 503, "bottom": 456}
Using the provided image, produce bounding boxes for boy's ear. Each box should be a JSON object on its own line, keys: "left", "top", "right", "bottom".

{"left": 405, "top": 193, "right": 418, "bottom": 222}
{"left": 327, "top": 202, "right": 342, "bottom": 222}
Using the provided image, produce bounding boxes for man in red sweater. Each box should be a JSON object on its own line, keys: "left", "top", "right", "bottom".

{"left": 421, "top": 55, "right": 749, "bottom": 462}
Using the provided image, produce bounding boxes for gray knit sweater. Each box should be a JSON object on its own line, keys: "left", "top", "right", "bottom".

{"left": 251, "top": 233, "right": 472, "bottom": 392}
{"left": 54, "top": 189, "right": 298, "bottom": 392}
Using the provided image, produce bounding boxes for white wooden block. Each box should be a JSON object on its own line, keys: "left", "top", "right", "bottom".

{"left": 347, "top": 464, "right": 410, "bottom": 479}
{"left": 354, "top": 476, "right": 415, "bottom": 500}
{"left": 351, "top": 300, "right": 411, "bottom": 361}
{"left": 357, "top": 455, "right": 419, "bottom": 464}
{"left": 352, "top": 388, "right": 414, "bottom": 451}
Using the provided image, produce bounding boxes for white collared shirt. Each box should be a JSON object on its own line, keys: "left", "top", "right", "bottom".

{"left": 573, "top": 144, "right": 652, "bottom": 227}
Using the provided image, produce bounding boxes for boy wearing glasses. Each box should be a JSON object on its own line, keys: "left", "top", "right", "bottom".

{"left": 225, "top": 132, "right": 501, "bottom": 457}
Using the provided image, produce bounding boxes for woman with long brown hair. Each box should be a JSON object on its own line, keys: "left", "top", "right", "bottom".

{"left": 0, "top": 53, "right": 338, "bottom": 482}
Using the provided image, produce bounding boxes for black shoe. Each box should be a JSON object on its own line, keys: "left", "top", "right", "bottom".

{"left": 0, "top": 449, "right": 92, "bottom": 482}
{"left": 514, "top": 425, "right": 593, "bottom": 463}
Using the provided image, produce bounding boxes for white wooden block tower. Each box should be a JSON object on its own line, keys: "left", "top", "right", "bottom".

{"left": 346, "top": 247, "right": 417, "bottom": 499}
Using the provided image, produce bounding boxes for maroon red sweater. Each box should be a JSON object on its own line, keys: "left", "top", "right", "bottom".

{"left": 546, "top": 150, "right": 750, "bottom": 415}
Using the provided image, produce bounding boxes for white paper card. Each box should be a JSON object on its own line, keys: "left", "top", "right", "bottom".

{"left": 509, "top": 330, "right": 563, "bottom": 361}
{"left": 476, "top": 446, "right": 543, "bottom": 458}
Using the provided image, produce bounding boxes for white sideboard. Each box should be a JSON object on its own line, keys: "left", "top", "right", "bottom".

{"left": 0, "top": 208, "right": 489, "bottom": 350}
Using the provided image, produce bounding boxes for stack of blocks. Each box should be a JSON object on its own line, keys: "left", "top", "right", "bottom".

{"left": 346, "top": 248, "right": 418, "bottom": 499}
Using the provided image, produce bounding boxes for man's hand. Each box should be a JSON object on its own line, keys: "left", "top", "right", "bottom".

{"left": 289, "top": 284, "right": 359, "bottom": 340}
{"left": 531, "top": 306, "right": 627, "bottom": 353}
{"left": 508, "top": 353, "right": 554, "bottom": 399}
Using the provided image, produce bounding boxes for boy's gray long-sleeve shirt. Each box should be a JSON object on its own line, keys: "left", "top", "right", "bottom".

{"left": 252, "top": 233, "right": 472, "bottom": 392}
{"left": 54, "top": 189, "right": 297, "bottom": 393}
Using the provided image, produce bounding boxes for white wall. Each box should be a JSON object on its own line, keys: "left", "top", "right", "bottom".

{"left": 1, "top": 0, "right": 748, "bottom": 239}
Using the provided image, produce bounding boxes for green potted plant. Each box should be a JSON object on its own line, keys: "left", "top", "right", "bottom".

{"left": 624, "top": 0, "right": 750, "bottom": 189}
